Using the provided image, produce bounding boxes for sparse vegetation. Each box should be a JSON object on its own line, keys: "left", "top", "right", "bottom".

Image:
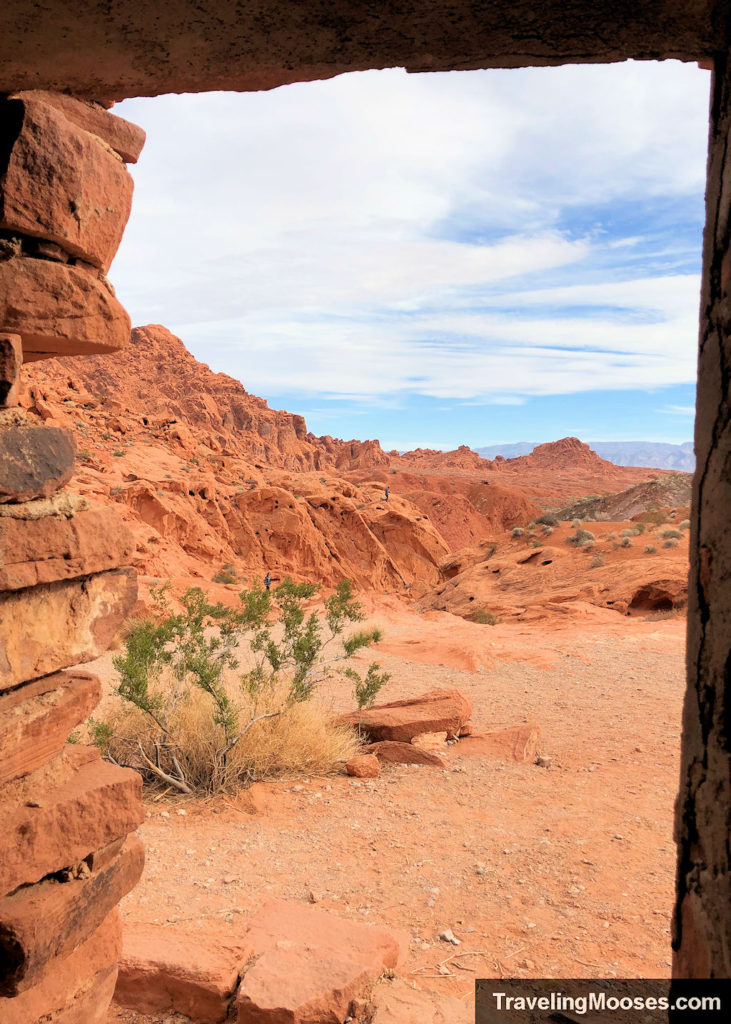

{"left": 620, "top": 528, "right": 639, "bottom": 538}
{"left": 567, "top": 529, "right": 595, "bottom": 547}
{"left": 112, "top": 449, "right": 125, "bottom": 457}
{"left": 679, "top": 519, "right": 691, "bottom": 531}
{"left": 536, "top": 514, "right": 559, "bottom": 527}
{"left": 663, "top": 539, "right": 679, "bottom": 549}
{"left": 92, "top": 579, "right": 386, "bottom": 794}
{"left": 511, "top": 527, "right": 524, "bottom": 538}
{"left": 213, "top": 563, "right": 238, "bottom": 585}
{"left": 645, "top": 545, "right": 658, "bottom": 554}
{"left": 571, "top": 519, "right": 582, "bottom": 529}
{"left": 589, "top": 554, "right": 605, "bottom": 568}
{"left": 659, "top": 528, "right": 683, "bottom": 540}
{"left": 472, "top": 609, "right": 501, "bottom": 625}
{"left": 78, "top": 450, "right": 93, "bottom": 462}
{"left": 620, "top": 537, "right": 632, "bottom": 548}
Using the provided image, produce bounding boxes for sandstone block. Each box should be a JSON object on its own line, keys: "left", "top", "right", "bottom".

{"left": 0, "top": 256, "right": 130, "bottom": 361}
{"left": 345, "top": 753, "right": 380, "bottom": 778}
{"left": 370, "top": 979, "right": 473, "bottom": 1024}
{"left": 0, "top": 908, "right": 121, "bottom": 1024}
{"left": 10, "top": 91, "right": 146, "bottom": 163}
{"left": 365, "top": 740, "right": 448, "bottom": 768}
{"left": 456, "top": 724, "right": 541, "bottom": 763}
{"left": 116, "top": 924, "right": 251, "bottom": 1024}
{"left": 0, "top": 333, "right": 22, "bottom": 407}
{"left": 0, "top": 96, "right": 134, "bottom": 270}
{"left": 0, "top": 670, "right": 101, "bottom": 786}
{"left": 0, "top": 835, "right": 143, "bottom": 996}
{"left": 338, "top": 688, "right": 472, "bottom": 742}
{"left": 0, "top": 567, "right": 137, "bottom": 689}
{"left": 0, "top": 505, "right": 135, "bottom": 590}
{"left": 0, "top": 423, "right": 75, "bottom": 503}
{"left": 0, "top": 746, "right": 143, "bottom": 895}
{"left": 237, "top": 899, "right": 408, "bottom": 1024}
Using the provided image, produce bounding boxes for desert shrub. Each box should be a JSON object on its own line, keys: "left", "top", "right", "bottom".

{"left": 94, "top": 579, "right": 386, "bottom": 794}
{"left": 663, "top": 538, "right": 679, "bottom": 549}
{"left": 112, "top": 449, "right": 124, "bottom": 458}
{"left": 530, "top": 539, "right": 542, "bottom": 548}
{"left": 101, "top": 431, "right": 111, "bottom": 440}
{"left": 541, "top": 525, "right": 554, "bottom": 536}
{"left": 472, "top": 609, "right": 501, "bottom": 625}
{"left": 536, "top": 514, "right": 559, "bottom": 527}
{"left": 620, "top": 537, "right": 632, "bottom": 548}
{"left": 78, "top": 450, "right": 92, "bottom": 462}
{"left": 645, "top": 545, "right": 658, "bottom": 554}
{"left": 679, "top": 519, "right": 691, "bottom": 531}
{"left": 634, "top": 522, "right": 646, "bottom": 534}
{"left": 511, "top": 527, "right": 524, "bottom": 538}
{"left": 620, "top": 528, "right": 639, "bottom": 537}
{"left": 589, "top": 554, "right": 605, "bottom": 568}
{"left": 567, "top": 529, "right": 595, "bottom": 547}
{"left": 213, "top": 563, "right": 237, "bottom": 585}
{"left": 593, "top": 511, "right": 610, "bottom": 522}
{"left": 659, "top": 528, "right": 683, "bottom": 540}
{"left": 606, "top": 532, "right": 617, "bottom": 541}
{"left": 571, "top": 519, "right": 582, "bottom": 529}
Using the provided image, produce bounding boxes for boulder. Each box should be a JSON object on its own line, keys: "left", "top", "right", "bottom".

{"left": 0, "top": 567, "right": 137, "bottom": 689}
{"left": 338, "top": 689, "right": 472, "bottom": 742}
{"left": 236, "top": 899, "right": 408, "bottom": 1024}
{"left": 0, "top": 670, "right": 101, "bottom": 786}
{"left": 0, "top": 95, "right": 134, "bottom": 270}
{"left": 0, "top": 256, "right": 130, "bottom": 361}
{"left": 0, "top": 746, "right": 143, "bottom": 895}
{"left": 345, "top": 753, "right": 380, "bottom": 778}
{"left": 116, "top": 924, "right": 251, "bottom": 1024}
{"left": 365, "top": 741, "right": 448, "bottom": 769}
{"left": 0, "top": 423, "right": 75, "bottom": 502}
{"left": 0, "top": 333, "right": 22, "bottom": 407}
{"left": 0, "top": 834, "right": 144, "bottom": 996}
{"left": 0, "top": 908, "right": 121, "bottom": 1024}
{"left": 370, "top": 979, "right": 474, "bottom": 1023}
{"left": 0, "top": 505, "right": 135, "bottom": 590}
{"left": 9, "top": 91, "right": 146, "bottom": 163}
{"left": 455, "top": 725, "right": 541, "bottom": 763}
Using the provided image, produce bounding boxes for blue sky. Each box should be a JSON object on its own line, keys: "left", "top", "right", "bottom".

{"left": 113, "top": 61, "right": 710, "bottom": 450}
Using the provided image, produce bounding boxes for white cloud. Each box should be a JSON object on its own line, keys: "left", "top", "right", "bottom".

{"left": 112, "top": 61, "right": 710, "bottom": 406}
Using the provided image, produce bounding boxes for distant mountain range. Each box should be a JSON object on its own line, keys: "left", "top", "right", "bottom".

{"left": 475, "top": 440, "right": 695, "bottom": 472}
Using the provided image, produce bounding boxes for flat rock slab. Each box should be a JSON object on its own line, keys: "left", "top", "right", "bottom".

{"left": 0, "top": 566, "right": 137, "bottom": 689}
{"left": 116, "top": 923, "right": 251, "bottom": 1024}
{"left": 0, "top": 95, "right": 134, "bottom": 270}
{"left": 236, "top": 899, "right": 409, "bottom": 1023}
{"left": 337, "top": 688, "right": 472, "bottom": 742}
{"left": 370, "top": 979, "right": 473, "bottom": 1023}
{"left": 0, "top": 505, "right": 135, "bottom": 590}
{"left": 455, "top": 725, "right": 541, "bottom": 763}
{"left": 365, "top": 740, "right": 448, "bottom": 768}
{"left": 10, "top": 91, "right": 145, "bottom": 164}
{"left": 0, "top": 834, "right": 143, "bottom": 996}
{"left": 0, "top": 256, "right": 130, "bottom": 361}
{"left": 0, "top": 908, "right": 121, "bottom": 1024}
{"left": 0, "top": 423, "right": 75, "bottom": 503}
{"left": 0, "top": 669, "right": 101, "bottom": 786}
{"left": 0, "top": 746, "right": 143, "bottom": 895}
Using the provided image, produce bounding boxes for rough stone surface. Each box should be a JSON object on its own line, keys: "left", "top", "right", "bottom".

{"left": 0, "top": 566, "right": 137, "bottom": 689}
{"left": 338, "top": 689, "right": 472, "bottom": 742}
{"left": 0, "top": 423, "right": 75, "bottom": 503}
{"left": 0, "top": 333, "right": 22, "bottom": 407}
{"left": 0, "top": 96, "right": 134, "bottom": 270}
{"left": 673, "top": 52, "right": 731, "bottom": 979}
{"left": 0, "top": 505, "right": 135, "bottom": 590}
{"left": 0, "top": 670, "right": 101, "bottom": 786}
{"left": 0, "top": 908, "right": 121, "bottom": 1024}
{"left": 370, "top": 979, "right": 473, "bottom": 1023}
{"left": 455, "top": 725, "right": 541, "bottom": 763}
{"left": 9, "top": 90, "right": 145, "bottom": 162}
{"left": 345, "top": 753, "right": 380, "bottom": 778}
{"left": 236, "top": 899, "right": 408, "bottom": 1024}
{"left": 365, "top": 740, "right": 448, "bottom": 768}
{"left": 115, "top": 924, "right": 250, "bottom": 1023}
{"left": 0, "top": 746, "right": 143, "bottom": 895}
{"left": 0, "top": 256, "right": 130, "bottom": 361}
{"left": 0, "top": 491, "right": 88, "bottom": 519}
{"left": 0, "top": 2, "right": 721, "bottom": 98}
{"left": 0, "top": 834, "right": 144, "bottom": 996}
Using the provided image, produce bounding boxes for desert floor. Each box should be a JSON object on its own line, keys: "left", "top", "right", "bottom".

{"left": 108, "top": 600, "right": 686, "bottom": 1020}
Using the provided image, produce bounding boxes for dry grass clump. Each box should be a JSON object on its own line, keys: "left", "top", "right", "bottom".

{"left": 511, "top": 526, "right": 524, "bottom": 538}
{"left": 97, "top": 671, "right": 357, "bottom": 793}
{"left": 679, "top": 519, "right": 691, "bottom": 531}
{"left": 659, "top": 528, "right": 683, "bottom": 540}
{"left": 645, "top": 545, "right": 658, "bottom": 554}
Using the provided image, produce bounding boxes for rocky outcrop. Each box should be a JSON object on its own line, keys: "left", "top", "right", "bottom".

{"left": 338, "top": 689, "right": 472, "bottom": 742}
{"left": 0, "top": 91, "right": 144, "bottom": 1023}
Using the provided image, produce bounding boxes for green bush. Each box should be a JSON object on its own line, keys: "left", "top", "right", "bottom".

{"left": 94, "top": 579, "right": 387, "bottom": 794}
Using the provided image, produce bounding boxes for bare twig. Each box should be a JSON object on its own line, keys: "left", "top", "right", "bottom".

{"left": 137, "top": 741, "right": 193, "bottom": 794}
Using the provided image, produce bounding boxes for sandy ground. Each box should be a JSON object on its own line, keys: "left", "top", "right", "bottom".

{"left": 107, "top": 600, "right": 686, "bottom": 1019}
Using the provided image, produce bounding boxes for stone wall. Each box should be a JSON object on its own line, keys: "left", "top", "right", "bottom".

{"left": 673, "top": 52, "right": 731, "bottom": 978}
{"left": 0, "top": 94, "right": 145, "bottom": 1020}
